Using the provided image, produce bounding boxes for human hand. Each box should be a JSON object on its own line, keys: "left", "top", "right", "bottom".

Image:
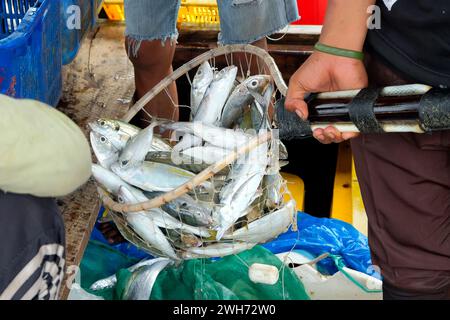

{"left": 285, "top": 51, "right": 368, "bottom": 144}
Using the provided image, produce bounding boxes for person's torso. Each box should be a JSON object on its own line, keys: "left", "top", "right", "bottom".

{"left": 366, "top": 0, "right": 450, "bottom": 87}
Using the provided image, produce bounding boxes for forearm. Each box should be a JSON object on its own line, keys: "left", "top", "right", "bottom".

{"left": 319, "top": 0, "right": 376, "bottom": 51}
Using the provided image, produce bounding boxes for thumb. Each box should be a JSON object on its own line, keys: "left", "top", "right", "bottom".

{"left": 285, "top": 79, "right": 309, "bottom": 120}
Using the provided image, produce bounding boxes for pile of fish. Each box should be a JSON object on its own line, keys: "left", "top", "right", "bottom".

{"left": 89, "top": 62, "right": 296, "bottom": 261}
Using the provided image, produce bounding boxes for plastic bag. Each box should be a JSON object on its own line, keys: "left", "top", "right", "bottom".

{"left": 262, "top": 212, "right": 381, "bottom": 279}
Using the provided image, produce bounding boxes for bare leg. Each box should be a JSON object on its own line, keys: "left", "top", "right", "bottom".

{"left": 126, "top": 38, "right": 180, "bottom": 127}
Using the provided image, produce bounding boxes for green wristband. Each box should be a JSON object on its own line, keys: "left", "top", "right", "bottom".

{"left": 314, "top": 42, "right": 365, "bottom": 61}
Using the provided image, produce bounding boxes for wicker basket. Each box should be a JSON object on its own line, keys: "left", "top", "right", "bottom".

{"left": 96, "top": 45, "right": 295, "bottom": 260}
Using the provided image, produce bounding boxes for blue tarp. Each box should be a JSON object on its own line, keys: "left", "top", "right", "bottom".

{"left": 262, "top": 212, "right": 381, "bottom": 279}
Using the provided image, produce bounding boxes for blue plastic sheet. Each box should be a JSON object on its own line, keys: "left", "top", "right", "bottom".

{"left": 262, "top": 212, "right": 381, "bottom": 280}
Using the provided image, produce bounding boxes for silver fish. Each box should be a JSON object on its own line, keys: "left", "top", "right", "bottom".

{"left": 89, "top": 119, "right": 140, "bottom": 150}
{"left": 190, "top": 61, "right": 214, "bottom": 120}
{"left": 174, "top": 66, "right": 238, "bottom": 152}
{"left": 119, "top": 121, "right": 159, "bottom": 168}
{"left": 118, "top": 186, "right": 211, "bottom": 238}
{"left": 127, "top": 212, "right": 179, "bottom": 260}
{"left": 111, "top": 161, "right": 198, "bottom": 192}
{"left": 90, "top": 131, "right": 119, "bottom": 170}
{"left": 220, "top": 75, "right": 271, "bottom": 128}
{"left": 89, "top": 258, "right": 169, "bottom": 291}
{"left": 145, "top": 151, "right": 211, "bottom": 174}
{"left": 145, "top": 191, "right": 213, "bottom": 227}
{"left": 194, "top": 66, "right": 238, "bottom": 124}
{"left": 164, "top": 122, "right": 252, "bottom": 150}
{"left": 181, "top": 242, "right": 256, "bottom": 259}
{"left": 223, "top": 200, "right": 295, "bottom": 243}
{"left": 181, "top": 145, "right": 229, "bottom": 165}
{"left": 215, "top": 140, "right": 269, "bottom": 240}
{"left": 250, "top": 82, "right": 274, "bottom": 131}
{"left": 264, "top": 173, "right": 284, "bottom": 210}
{"left": 91, "top": 163, "right": 138, "bottom": 195}
{"left": 123, "top": 259, "right": 173, "bottom": 300}
{"left": 89, "top": 118, "right": 172, "bottom": 152}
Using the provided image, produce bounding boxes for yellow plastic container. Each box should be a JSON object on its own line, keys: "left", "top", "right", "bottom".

{"left": 103, "top": 0, "right": 125, "bottom": 21}
{"left": 281, "top": 172, "right": 305, "bottom": 212}
{"left": 102, "top": 0, "right": 220, "bottom": 30}
{"left": 330, "top": 142, "right": 368, "bottom": 235}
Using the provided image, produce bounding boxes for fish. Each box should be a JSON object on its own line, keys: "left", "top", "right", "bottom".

{"left": 89, "top": 258, "right": 169, "bottom": 291}
{"left": 190, "top": 61, "right": 214, "bottom": 120}
{"left": 89, "top": 118, "right": 172, "bottom": 152}
{"left": 174, "top": 66, "right": 238, "bottom": 152}
{"left": 144, "top": 191, "right": 214, "bottom": 227}
{"left": 214, "top": 140, "right": 269, "bottom": 240}
{"left": 90, "top": 131, "right": 119, "bottom": 169}
{"left": 181, "top": 242, "right": 256, "bottom": 259}
{"left": 223, "top": 200, "right": 295, "bottom": 243}
{"left": 145, "top": 151, "right": 211, "bottom": 174}
{"left": 89, "top": 118, "right": 140, "bottom": 150}
{"left": 126, "top": 212, "right": 179, "bottom": 260}
{"left": 194, "top": 66, "right": 238, "bottom": 124}
{"left": 122, "top": 259, "right": 173, "bottom": 300}
{"left": 119, "top": 121, "right": 160, "bottom": 168}
{"left": 181, "top": 145, "right": 229, "bottom": 165}
{"left": 264, "top": 173, "right": 284, "bottom": 210}
{"left": 91, "top": 163, "right": 140, "bottom": 196}
{"left": 250, "top": 82, "right": 274, "bottom": 131}
{"left": 118, "top": 186, "right": 212, "bottom": 238}
{"left": 220, "top": 75, "right": 271, "bottom": 128}
{"left": 165, "top": 230, "right": 203, "bottom": 248}
{"left": 111, "top": 161, "right": 200, "bottom": 192}
{"left": 163, "top": 122, "right": 252, "bottom": 150}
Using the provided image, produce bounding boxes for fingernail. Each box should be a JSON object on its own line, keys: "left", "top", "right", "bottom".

{"left": 295, "top": 109, "right": 305, "bottom": 120}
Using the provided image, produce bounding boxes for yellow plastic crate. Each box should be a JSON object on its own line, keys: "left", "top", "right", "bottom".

{"left": 103, "top": 0, "right": 125, "bottom": 21}
{"left": 102, "top": 0, "right": 220, "bottom": 30}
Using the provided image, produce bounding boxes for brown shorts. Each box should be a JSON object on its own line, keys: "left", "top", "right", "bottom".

{"left": 350, "top": 52, "right": 450, "bottom": 298}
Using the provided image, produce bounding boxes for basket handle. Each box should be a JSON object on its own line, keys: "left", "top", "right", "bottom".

{"left": 122, "top": 44, "right": 287, "bottom": 123}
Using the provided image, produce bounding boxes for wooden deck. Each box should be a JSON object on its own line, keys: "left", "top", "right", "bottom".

{"left": 56, "top": 21, "right": 318, "bottom": 299}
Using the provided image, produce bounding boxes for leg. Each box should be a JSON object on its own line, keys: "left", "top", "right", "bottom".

{"left": 351, "top": 132, "right": 450, "bottom": 298}
{"left": 124, "top": 0, "right": 181, "bottom": 127}
{"left": 126, "top": 38, "right": 179, "bottom": 126}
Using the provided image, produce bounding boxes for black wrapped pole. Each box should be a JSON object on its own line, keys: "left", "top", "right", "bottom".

{"left": 275, "top": 86, "right": 450, "bottom": 140}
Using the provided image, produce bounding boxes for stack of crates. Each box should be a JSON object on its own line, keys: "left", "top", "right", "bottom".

{"left": 0, "top": 0, "right": 62, "bottom": 107}
{"left": 102, "top": 0, "right": 220, "bottom": 31}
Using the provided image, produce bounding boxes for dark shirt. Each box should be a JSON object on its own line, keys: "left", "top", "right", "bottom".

{"left": 0, "top": 192, "right": 65, "bottom": 300}
{"left": 366, "top": 0, "right": 450, "bottom": 87}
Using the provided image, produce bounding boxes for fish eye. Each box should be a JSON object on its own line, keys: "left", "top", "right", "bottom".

{"left": 121, "top": 160, "right": 129, "bottom": 167}
{"left": 100, "top": 136, "right": 107, "bottom": 143}
{"left": 99, "top": 120, "right": 106, "bottom": 127}
{"left": 250, "top": 80, "right": 258, "bottom": 88}
{"left": 118, "top": 196, "right": 124, "bottom": 204}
